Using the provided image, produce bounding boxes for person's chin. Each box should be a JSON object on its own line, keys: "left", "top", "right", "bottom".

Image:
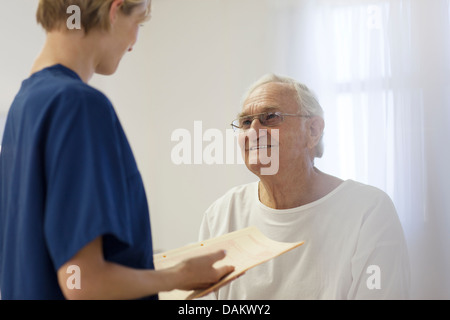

{"left": 245, "top": 162, "right": 279, "bottom": 177}
{"left": 244, "top": 148, "right": 280, "bottom": 176}
{"left": 95, "top": 59, "right": 122, "bottom": 76}
{"left": 245, "top": 163, "right": 263, "bottom": 176}
{"left": 95, "top": 65, "right": 118, "bottom": 76}
{"left": 244, "top": 154, "right": 267, "bottom": 176}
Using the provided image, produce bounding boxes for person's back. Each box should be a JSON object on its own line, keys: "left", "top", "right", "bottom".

{"left": 0, "top": 65, "right": 78, "bottom": 298}
{"left": 0, "top": 64, "right": 157, "bottom": 299}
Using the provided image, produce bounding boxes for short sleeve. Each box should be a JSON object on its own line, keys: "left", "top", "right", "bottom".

{"left": 43, "top": 87, "right": 133, "bottom": 270}
{"left": 347, "top": 191, "right": 411, "bottom": 299}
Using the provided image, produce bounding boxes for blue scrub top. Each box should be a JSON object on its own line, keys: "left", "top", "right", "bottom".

{"left": 0, "top": 64, "right": 157, "bottom": 300}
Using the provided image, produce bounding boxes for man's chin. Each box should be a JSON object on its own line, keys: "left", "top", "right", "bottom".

{"left": 245, "top": 162, "right": 279, "bottom": 177}
{"left": 244, "top": 147, "right": 280, "bottom": 176}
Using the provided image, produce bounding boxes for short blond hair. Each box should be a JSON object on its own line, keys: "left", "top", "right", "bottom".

{"left": 36, "top": 0, "right": 151, "bottom": 34}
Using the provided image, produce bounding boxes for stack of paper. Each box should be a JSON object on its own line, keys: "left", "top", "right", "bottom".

{"left": 154, "top": 226, "right": 304, "bottom": 300}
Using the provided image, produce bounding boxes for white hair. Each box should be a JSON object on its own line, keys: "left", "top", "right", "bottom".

{"left": 240, "top": 73, "right": 325, "bottom": 158}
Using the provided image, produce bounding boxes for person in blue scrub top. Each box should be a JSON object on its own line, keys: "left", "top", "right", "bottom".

{"left": 0, "top": 0, "right": 233, "bottom": 300}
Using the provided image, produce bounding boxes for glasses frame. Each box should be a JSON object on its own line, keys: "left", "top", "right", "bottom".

{"left": 230, "top": 111, "right": 311, "bottom": 132}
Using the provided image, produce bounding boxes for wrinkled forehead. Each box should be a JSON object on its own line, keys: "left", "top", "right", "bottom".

{"left": 241, "top": 82, "right": 299, "bottom": 116}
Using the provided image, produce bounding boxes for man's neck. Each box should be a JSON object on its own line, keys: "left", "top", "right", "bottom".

{"left": 31, "top": 30, "right": 99, "bottom": 83}
{"left": 258, "top": 166, "right": 343, "bottom": 210}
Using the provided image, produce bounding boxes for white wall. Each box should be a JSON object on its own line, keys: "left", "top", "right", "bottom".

{"left": 0, "top": 3, "right": 45, "bottom": 115}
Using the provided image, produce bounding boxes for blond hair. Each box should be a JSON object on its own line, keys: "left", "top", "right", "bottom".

{"left": 36, "top": 0, "right": 151, "bottom": 34}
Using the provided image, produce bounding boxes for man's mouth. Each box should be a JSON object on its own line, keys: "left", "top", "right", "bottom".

{"left": 248, "top": 145, "right": 274, "bottom": 151}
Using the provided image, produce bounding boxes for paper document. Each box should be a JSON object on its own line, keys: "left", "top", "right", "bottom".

{"left": 154, "top": 226, "right": 304, "bottom": 300}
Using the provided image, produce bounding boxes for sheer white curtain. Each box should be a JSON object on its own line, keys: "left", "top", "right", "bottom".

{"left": 270, "top": 0, "right": 450, "bottom": 299}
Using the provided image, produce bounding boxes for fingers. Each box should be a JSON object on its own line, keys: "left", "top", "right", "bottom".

{"left": 198, "top": 250, "right": 235, "bottom": 281}
{"left": 205, "top": 250, "right": 227, "bottom": 264}
{"left": 174, "top": 249, "right": 236, "bottom": 291}
{"left": 206, "top": 250, "right": 235, "bottom": 280}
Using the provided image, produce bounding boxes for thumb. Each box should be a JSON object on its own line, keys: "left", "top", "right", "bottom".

{"left": 215, "top": 264, "right": 235, "bottom": 278}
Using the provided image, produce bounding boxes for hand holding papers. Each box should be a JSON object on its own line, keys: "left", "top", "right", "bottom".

{"left": 154, "top": 226, "right": 304, "bottom": 300}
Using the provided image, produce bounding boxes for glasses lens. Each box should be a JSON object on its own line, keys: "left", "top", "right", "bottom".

{"left": 261, "top": 112, "right": 282, "bottom": 126}
{"left": 234, "top": 112, "right": 283, "bottom": 131}
{"left": 238, "top": 116, "right": 253, "bottom": 130}
{"left": 231, "top": 120, "right": 241, "bottom": 131}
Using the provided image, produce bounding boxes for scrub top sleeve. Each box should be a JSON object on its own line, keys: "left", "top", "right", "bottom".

{"left": 43, "top": 88, "right": 133, "bottom": 270}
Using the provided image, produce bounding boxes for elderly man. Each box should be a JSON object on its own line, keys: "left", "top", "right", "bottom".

{"left": 198, "top": 73, "right": 410, "bottom": 299}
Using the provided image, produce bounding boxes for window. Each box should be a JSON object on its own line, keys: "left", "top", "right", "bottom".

{"left": 272, "top": 0, "right": 450, "bottom": 298}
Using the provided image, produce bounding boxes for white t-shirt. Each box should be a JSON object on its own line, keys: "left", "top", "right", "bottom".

{"left": 198, "top": 179, "right": 410, "bottom": 299}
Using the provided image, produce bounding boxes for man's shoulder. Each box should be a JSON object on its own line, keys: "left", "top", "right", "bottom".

{"left": 338, "top": 180, "right": 399, "bottom": 224}
{"left": 216, "top": 181, "right": 257, "bottom": 201}
{"left": 205, "top": 181, "right": 258, "bottom": 212}
{"left": 201, "top": 181, "right": 258, "bottom": 237}
{"left": 342, "top": 180, "right": 393, "bottom": 203}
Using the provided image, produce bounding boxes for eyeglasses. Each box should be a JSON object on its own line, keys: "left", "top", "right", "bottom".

{"left": 231, "top": 111, "right": 311, "bottom": 132}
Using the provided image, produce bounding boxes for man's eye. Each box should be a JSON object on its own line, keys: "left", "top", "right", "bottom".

{"left": 264, "top": 113, "right": 280, "bottom": 124}
{"left": 241, "top": 119, "right": 252, "bottom": 127}
{"left": 265, "top": 113, "right": 277, "bottom": 120}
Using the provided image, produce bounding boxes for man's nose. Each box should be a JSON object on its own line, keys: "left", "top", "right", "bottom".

{"left": 248, "top": 118, "right": 268, "bottom": 140}
{"left": 249, "top": 117, "right": 265, "bottom": 131}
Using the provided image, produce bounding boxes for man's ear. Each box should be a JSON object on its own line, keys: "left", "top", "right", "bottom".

{"left": 307, "top": 116, "right": 324, "bottom": 150}
{"left": 109, "top": 0, "right": 125, "bottom": 26}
